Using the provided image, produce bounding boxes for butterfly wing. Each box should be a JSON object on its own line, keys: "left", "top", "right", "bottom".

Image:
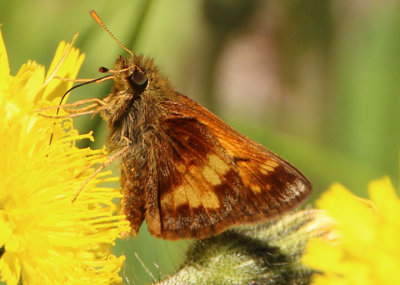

{"left": 145, "top": 93, "right": 311, "bottom": 240}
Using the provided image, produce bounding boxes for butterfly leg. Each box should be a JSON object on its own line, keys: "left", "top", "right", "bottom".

{"left": 36, "top": 98, "right": 106, "bottom": 119}
{"left": 71, "top": 144, "right": 130, "bottom": 202}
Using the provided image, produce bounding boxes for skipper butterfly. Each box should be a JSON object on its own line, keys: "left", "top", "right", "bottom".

{"left": 45, "top": 11, "right": 311, "bottom": 240}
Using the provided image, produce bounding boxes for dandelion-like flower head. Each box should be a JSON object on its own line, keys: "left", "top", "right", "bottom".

{"left": 0, "top": 29, "right": 129, "bottom": 285}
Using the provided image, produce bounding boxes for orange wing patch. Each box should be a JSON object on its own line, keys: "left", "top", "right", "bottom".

{"left": 260, "top": 160, "right": 279, "bottom": 175}
{"left": 161, "top": 167, "right": 221, "bottom": 210}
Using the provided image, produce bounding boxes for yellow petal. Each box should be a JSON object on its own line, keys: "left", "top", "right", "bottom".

{"left": 0, "top": 27, "right": 10, "bottom": 83}
{"left": 317, "top": 183, "right": 376, "bottom": 247}
{"left": 369, "top": 176, "right": 400, "bottom": 223}
{"left": 42, "top": 35, "right": 85, "bottom": 103}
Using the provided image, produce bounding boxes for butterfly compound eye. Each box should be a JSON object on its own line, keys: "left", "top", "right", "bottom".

{"left": 129, "top": 69, "right": 148, "bottom": 91}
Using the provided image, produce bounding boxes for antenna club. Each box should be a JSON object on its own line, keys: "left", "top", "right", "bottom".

{"left": 89, "top": 10, "right": 103, "bottom": 25}
{"left": 99, "top": 67, "right": 109, "bottom": 73}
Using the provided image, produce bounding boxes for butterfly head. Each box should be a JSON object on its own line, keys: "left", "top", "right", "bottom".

{"left": 110, "top": 55, "right": 173, "bottom": 99}
{"left": 98, "top": 54, "right": 173, "bottom": 129}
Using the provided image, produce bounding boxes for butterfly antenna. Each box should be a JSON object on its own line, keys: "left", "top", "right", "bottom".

{"left": 90, "top": 10, "right": 135, "bottom": 57}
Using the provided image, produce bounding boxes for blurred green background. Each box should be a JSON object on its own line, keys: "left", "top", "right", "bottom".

{"left": 1, "top": 0, "right": 400, "bottom": 284}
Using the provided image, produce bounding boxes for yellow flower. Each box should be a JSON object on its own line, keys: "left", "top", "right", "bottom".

{"left": 0, "top": 29, "right": 129, "bottom": 284}
{"left": 302, "top": 177, "right": 400, "bottom": 285}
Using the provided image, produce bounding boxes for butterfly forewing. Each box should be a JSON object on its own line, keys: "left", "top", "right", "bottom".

{"left": 142, "top": 93, "right": 311, "bottom": 240}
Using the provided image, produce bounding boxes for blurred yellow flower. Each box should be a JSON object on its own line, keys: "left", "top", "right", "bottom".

{"left": 302, "top": 176, "right": 400, "bottom": 285}
{"left": 0, "top": 29, "right": 129, "bottom": 284}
